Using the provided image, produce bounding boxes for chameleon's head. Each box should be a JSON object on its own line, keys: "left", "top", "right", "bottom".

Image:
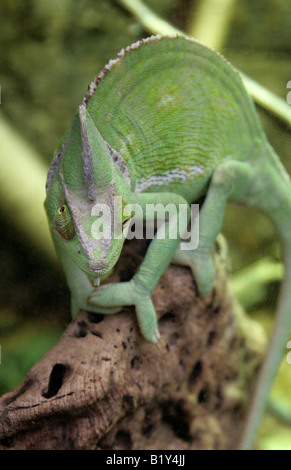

{"left": 45, "top": 104, "right": 132, "bottom": 284}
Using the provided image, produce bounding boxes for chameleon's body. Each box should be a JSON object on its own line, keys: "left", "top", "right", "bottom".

{"left": 45, "top": 35, "right": 291, "bottom": 449}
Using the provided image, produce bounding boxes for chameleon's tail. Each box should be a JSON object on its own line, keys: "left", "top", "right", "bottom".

{"left": 240, "top": 182, "right": 291, "bottom": 449}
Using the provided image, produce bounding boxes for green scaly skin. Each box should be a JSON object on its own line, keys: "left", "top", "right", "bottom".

{"left": 45, "top": 35, "right": 291, "bottom": 449}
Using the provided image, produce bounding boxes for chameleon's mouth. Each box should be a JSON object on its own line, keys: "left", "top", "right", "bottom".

{"left": 87, "top": 260, "right": 107, "bottom": 275}
{"left": 86, "top": 256, "right": 117, "bottom": 282}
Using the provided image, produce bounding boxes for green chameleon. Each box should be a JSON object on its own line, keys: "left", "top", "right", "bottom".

{"left": 45, "top": 35, "right": 291, "bottom": 449}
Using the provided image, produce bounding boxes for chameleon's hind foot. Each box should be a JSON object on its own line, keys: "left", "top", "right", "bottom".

{"left": 172, "top": 243, "right": 216, "bottom": 297}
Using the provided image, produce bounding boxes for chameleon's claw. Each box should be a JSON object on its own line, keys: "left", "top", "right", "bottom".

{"left": 147, "top": 325, "right": 161, "bottom": 344}
{"left": 154, "top": 326, "right": 161, "bottom": 342}
{"left": 154, "top": 334, "right": 167, "bottom": 352}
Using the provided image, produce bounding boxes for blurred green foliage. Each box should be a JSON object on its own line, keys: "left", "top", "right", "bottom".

{"left": 1, "top": 0, "right": 146, "bottom": 159}
{"left": 0, "top": 0, "right": 291, "bottom": 449}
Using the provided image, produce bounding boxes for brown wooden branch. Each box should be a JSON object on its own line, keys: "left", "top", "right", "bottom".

{"left": 0, "top": 235, "right": 265, "bottom": 450}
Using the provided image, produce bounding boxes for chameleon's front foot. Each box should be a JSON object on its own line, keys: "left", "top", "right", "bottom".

{"left": 88, "top": 279, "right": 160, "bottom": 343}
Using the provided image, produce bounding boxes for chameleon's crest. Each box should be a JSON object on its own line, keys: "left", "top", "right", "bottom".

{"left": 46, "top": 106, "right": 115, "bottom": 198}
{"left": 79, "top": 104, "right": 113, "bottom": 199}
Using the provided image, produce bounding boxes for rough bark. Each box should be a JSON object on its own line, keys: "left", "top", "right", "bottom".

{"left": 0, "top": 235, "right": 265, "bottom": 450}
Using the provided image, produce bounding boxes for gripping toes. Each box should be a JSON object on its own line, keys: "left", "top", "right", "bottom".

{"left": 88, "top": 280, "right": 160, "bottom": 343}
{"left": 191, "top": 251, "right": 216, "bottom": 297}
{"left": 135, "top": 296, "right": 160, "bottom": 343}
{"left": 172, "top": 245, "right": 216, "bottom": 297}
{"left": 88, "top": 281, "right": 133, "bottom": 307}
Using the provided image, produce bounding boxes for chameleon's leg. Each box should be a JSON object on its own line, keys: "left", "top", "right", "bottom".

{"left": 88, "top": 191, "right": 190, "bottom": 342}
{"left": 172, "top": 160, "right": 254, "bottom": 296}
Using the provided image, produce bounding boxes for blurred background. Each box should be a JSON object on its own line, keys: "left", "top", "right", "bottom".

{"left": 0, "top": 0, "right": 291, "bottom": 450}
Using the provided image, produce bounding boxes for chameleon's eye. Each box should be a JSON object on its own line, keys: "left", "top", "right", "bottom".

{"left": 122, "top": 217, "right": 131, "bottom": 226}
{"left": 55, "top": 204, "right": 75, "bottom": 239}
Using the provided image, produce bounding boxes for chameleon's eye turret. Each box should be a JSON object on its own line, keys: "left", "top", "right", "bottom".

{"left": 55, "top": 204, "right": 75, "bottom": 239}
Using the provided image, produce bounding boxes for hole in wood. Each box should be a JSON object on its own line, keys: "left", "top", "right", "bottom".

{"left": 42, "top": 363, "right": 67, "bottom": 399}
{"left": 86, "top": 312, "right": 104, "bottom": 323}
{"left": 188, "top": 360, "right": 203, "bottom": 386}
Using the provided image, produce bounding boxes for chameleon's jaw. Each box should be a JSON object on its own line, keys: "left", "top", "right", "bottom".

{"left": 87, "top": 260, "right": 107, "bottom": 273}
{"left": 86, "top": 252, "right": 118, "bottom": 280}
{"left": 86, "top": 260, "right": 111, "bottom": 280}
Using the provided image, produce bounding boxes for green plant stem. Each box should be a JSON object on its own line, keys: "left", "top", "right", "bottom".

{"left": 118, "top": 0, "right": 181, "bottom": 36}
{"left": 268, "top": 398, "right": 291, "bottom": 427}
{"left": 240, "top": 73, "right": 291, "bottom": 128}
{"left": 231, "top": 258, "right": 283, "bottom": 309}
{"left": 188, "top": 0, "right": 236, "bottom": 51}
{"left": 0, "top": 114, "right": 56, "bottom": 261}
{"left": 117, "top": 0, "right": 291, "bottom": 128}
